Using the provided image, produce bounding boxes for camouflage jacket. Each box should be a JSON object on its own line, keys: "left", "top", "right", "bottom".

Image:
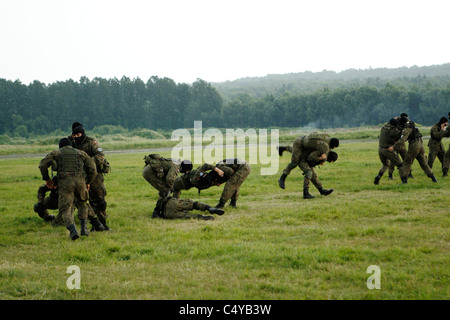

{"left": 72, "top": 135, "right": 107, "bottom": 171}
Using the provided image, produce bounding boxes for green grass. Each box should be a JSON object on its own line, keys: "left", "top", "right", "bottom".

{"left": 0, "top": 135, "right": 449, "bottom": 300}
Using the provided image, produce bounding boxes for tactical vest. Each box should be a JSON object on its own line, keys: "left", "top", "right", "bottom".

{"left": 57, "top": 147, "right": 83, "bottom": 175}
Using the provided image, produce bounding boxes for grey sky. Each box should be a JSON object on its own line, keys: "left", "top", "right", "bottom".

{"left": 1, "top": 0, "right": 449, "bottom": 85}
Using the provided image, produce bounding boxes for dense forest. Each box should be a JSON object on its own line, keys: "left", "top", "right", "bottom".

{"left": 1, "top": 64, "right": 450, "bottom": 137}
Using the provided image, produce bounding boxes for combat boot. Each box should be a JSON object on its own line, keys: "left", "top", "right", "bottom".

{"left": 374, "top": 174, "right": 382, "bottom": 185}
{"left": 401, "top": 177, "right": 408, "bottom": 184}
{"left": 229, "top": 199, "right": 237, "bottom": 208}
{"left": 151, "top": 206, "right": 163, "bottom": 219}
{"left": 318, "top": 187, "right": 333, "bottom": 196}
{"left": 80, "top": 219, "right": 90, "bottom": 236}
{"left": 208, "top": 207, "right": 225, "bottom": 215}
{"left": 67, "top": 224, "right": 79, "bottom": 241}
{"left": 443, "top": 169, "right": 448, "bottom": 177}
{"left": 278, "top": 174, "right": 287, "bottom": 189}
{"left": 303, "top": 188, "right": 314, "bottom": 199}
{"left": 428, "top": 174, "right": 438, "bottom": 183}
{"left": 98, "top": 216, "right": 111, "bottom": 231}
{"left": 388, "top": 173, "right": 393, "bottom": 180}
{"left": 278, "top": 146, "right": 287, "bottom": 156}
{"left": 89, "top": 217, "right": 106, "bottom": 231}
{"left": 409, "top": 172, "right": 414, "bottom": 178}
{"left": 215, "top": 199, "right": 226, "bottom": 209}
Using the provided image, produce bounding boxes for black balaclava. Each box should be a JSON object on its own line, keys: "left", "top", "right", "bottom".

{"left": 72, "top": 122, "right": 83, "bottom": 132}
{"left": 72, "top": 126, "right": 86, "bottom": 144}
{"left": 180, "top": 160, "right": 193, "bottom": 173}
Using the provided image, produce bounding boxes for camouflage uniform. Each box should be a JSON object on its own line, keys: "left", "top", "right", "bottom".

{"left": 282, "top": 147, "right": 335, "bottom": 198}
{"left": 427, "top": 121, "right": 448, "bottom": 171}
{"left": 34, "top": 176, "right": 61, "bottom": 224}
{"left": 35, "top": 176, "right": 65, "bottom": 226}
{"left": 443, "top": 128, "right": 450, "bottom": 176}
{"left": 39, "top": 146, "right": 97, "bottom": 230}
{"left": 215, "top": 158, "right": 251, "bottom": 208}
{"left": 142, "top": 154, "right": 181, "bottom": 199}
{"left": 159, "top": 197, "right": 221, "bottom": 220}
{"left": 388, "top": 140, "right": 407, "bottom": 177}
{"left": 72, "top": 135, "right": 110, "bottom": 222}
{"left": 375, "top": 121, "right": 403, "bottom": 184}
{"left": 282, "top": 133, "right": 331, "bottom": 176}
{"left": 34, "top": 176, "right": 102, "bottom": 228}
{"left": 395, "top": 120, "right": 435, "bottom": 182}
{"left": 173, "top": 163, "right": 226, "bottom": 199}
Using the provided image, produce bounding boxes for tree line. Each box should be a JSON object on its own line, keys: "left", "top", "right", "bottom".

{"left": 1, "top": 72, "right": 450, "bottom": 138}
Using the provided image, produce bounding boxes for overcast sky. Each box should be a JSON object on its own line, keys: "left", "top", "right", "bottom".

{"left": 1, "top": 0, "right": 449, "bottom": 85}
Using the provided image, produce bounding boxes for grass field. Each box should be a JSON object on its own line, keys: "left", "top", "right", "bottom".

{"left": 0, "top": 133, "right": 449, "bottom": 300}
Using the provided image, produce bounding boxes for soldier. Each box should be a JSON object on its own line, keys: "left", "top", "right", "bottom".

{"left": 33, "top": 175, "right": 105, "bottom": 230}
{"left": 39, "top": 138, "right": 98, "bottom": 240}
{"left": 278, "top": 132, "right": 339, "bottom": 189}
{"left": 393, "top": 116, "right": 438, "bottom": 184}
{"left": 172, "top": 163, "right": 225, "bottom": 199}
{"left": 374, "top": 118, "right": 404, "bottom": 185}
{"left": 142, "top": 154, "right": 193, "bottom": 217}
{"left": 427, "top": 117, "right": 449, "bottom": 173}
{"left": 389, "top": 113, "right": 414, "bottom": 180}
{"left": 34, "top": 175, "right": 59, "bottom": 223}
{"left": 213, "top": 158, "right": 251, "bottom": 209}
{"left": 280, "top": 146, "right": 337, "bottom": 199}
{"left": 71, "top": 125, "right": 111, "bottom": 230}
{"left": 443, "top": 112, "right": 450, "bottom": 177}
{"left": 156, "top": 197, "right": 224, "bottom": 220}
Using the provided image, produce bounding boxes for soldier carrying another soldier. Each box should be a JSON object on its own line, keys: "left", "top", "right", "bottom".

{"left": 278, "top": 132, "right": 339, "bottom": 197}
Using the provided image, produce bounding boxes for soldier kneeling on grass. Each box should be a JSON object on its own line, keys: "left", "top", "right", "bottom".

{"left": 154, "top": 197, "right": 225, "bottom": 220}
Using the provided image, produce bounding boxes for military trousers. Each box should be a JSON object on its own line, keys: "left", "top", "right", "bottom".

{"left": 282, "top": 136, "right": 304, "bottom": 176}
{"left": 89, "top": 173, "right": 108, "bottom": 219}
{"left": 378, "top": 147, "right": 403, "bottom": 176}
{"left": 57, "top": 175, "right": 89, "bottom": 228}
{"left": 399, "top": 138, "right": 433, "bottom": 179}
{"left": 444, "top": 145, "right": 450, "bottom": 173}
{"left": 220, "top": 163, "right": 251, "bottom": 203}
{"left": 163, "top": 198, "right": 210, "bottom": 219}
{"left": 298, "top": 161, "right": 322, "bottom": 190}
{"left": 389, "top": 143, "right": 407, "bottom": 174}
{"left": 427, "top": 140, "right": 445, "bottom": 170}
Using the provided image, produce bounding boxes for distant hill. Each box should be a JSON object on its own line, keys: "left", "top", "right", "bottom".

{"left": 212, "top": 63, "right": 450, "bottom": 101}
